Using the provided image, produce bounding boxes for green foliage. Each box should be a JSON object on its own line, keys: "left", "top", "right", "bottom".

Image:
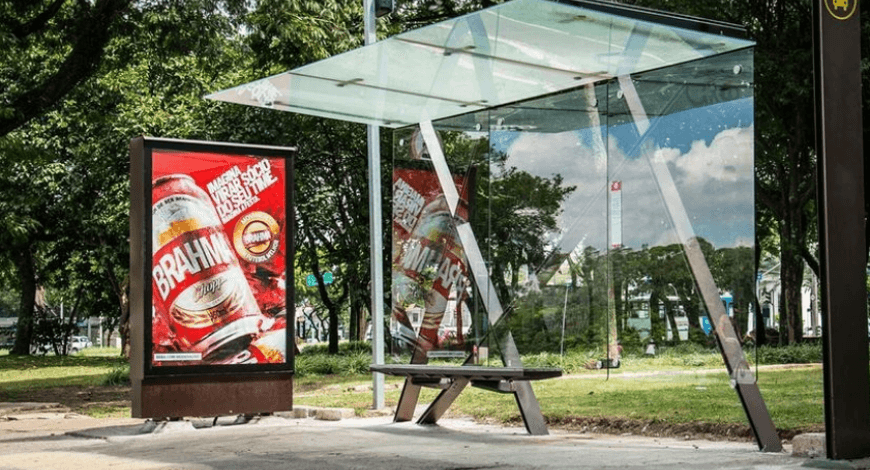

{"left": 31, "top": 307, "right": 78, "bottom": 356}
{"left": 753, "top": 343, "right": 823, "bottom": 365}
{"left": 102, "top": 364, "right": 131, "bottom": 386}
{"left": 0, "top": 0, "right": 265, "bottom": 353}
{"left": 291, "top": 341, "right": 824, "bottom": 378}
{"left": 295, "top": 351, "right": 370, "bottom": 377}
{"left": 0, "top": 0, "right": 851, "bottom": 359}
{"left": 246, "top": 0, "right": 364, "bottom": 69}
{"left": 631, "top": 0, "right": 819, "bottom": 346}
{"left": 295, "top": 341, "right": 375, "bottom": 376}
{"left": 298, "top": 341, "right": 373, "bottom": 356}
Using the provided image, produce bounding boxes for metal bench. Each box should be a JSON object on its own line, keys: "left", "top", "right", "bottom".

{"left": 370, "top": 363, "right": 562, "bottom": 435}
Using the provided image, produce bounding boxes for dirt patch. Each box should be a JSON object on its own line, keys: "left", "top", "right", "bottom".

{"left": 2, "top": 386, "right": 131, "bottom": 415}
{"left": 538, "top": 416, "right": 822, "bottom": 443}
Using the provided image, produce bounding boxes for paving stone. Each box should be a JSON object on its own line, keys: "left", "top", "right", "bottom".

{"left": 362, "top": 407, "right": 395, "bottom": 418}
{"left": 792, "top": 433, "right": 826, "bottom": 458}
{"left": 275, "top": 407, "right": 319, "bottom": 419}
{"left": 314, "top": 408, "right": 354, "bottom": 421}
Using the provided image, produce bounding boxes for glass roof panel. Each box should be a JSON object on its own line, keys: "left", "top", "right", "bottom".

{"left": 206, "top": 0, "right": 753, "bottom": 127}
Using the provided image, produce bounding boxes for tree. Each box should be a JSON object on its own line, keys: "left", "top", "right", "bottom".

{"left": 244, "top": 0, "right": 377, "bottom": 353}
{"left": 293, "top": 121, "right": 372, "bottom": 353}
{"left": 1, "top": 0, "right": 256, "bottom": 354}
{"left": 0, "top": 0, "right": 133, "bottom": 137}
{"left": 0, "top": 159, "right": 65, "bottom": 355}
{"left": 484, "top": 167, "right": 576, "bottom": 302}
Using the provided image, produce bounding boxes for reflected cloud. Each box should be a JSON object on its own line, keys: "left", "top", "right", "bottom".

{"left": 656, "top": 125, "right": 754, "bottom": 186}
{"left": 503, "top": 121, "right": 754, "bottom": 252}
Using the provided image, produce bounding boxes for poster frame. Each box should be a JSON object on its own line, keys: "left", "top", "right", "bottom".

{"left": 131, "top": 137, "right": 296, "bottom": 381}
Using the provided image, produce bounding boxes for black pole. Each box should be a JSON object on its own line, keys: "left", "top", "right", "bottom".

{"left": 813, "top": 0, "right": 870, "bottom": 460}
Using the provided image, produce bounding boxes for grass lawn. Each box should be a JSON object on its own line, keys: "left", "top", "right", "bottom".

{"left": 294, "top": 366, "right": 828, "bottom": 435}
{"left": 0, "top": 348, "right": 127, "bottom": 405}
{"left": 0, "top": 349, "right": 838, "bottom": 438}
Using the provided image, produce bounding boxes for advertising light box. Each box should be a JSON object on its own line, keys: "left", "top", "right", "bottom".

{"left": 131, "top": 138, "right": 295, "bottom": 381}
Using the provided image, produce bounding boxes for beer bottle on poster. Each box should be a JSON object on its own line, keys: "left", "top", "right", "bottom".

{"left": 151, "top": 174, "right": 266, "bottom": 364}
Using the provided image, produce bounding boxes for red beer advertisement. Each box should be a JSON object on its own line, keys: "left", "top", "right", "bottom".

{"left": 391, "top": 163, "right": 473, "bottom": 363}
{"left": 150, "top": 149, "right": 288, "bottom": 367}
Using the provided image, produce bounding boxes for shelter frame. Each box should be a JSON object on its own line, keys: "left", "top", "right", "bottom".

{"left": 208, "top": 0, "right": 781, "bottom": 451}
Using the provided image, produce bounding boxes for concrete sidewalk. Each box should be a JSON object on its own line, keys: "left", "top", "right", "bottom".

{"left": 1, "top": 407, "right": 868, "bottom": 470}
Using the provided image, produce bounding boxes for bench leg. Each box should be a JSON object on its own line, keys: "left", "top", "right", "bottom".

{"left": 395, "top": 378, "right": 422, "bottom": 422}
{"left": 513, "top": 381, "right": 548, "bottom": 436}
{"left": 417, "top": 378, "right": 469, "bottom": 425}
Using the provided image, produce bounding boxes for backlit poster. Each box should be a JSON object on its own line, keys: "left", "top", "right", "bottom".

{"left": 150, "top": 148, "right": 289, "bottom": 367}
{"left": 392, "top": 162, "right": 474, "bottom": 363}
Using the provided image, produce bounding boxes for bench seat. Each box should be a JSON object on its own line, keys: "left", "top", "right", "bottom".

{"left": 370, "top": 363, "right": 562, "bottom": 435}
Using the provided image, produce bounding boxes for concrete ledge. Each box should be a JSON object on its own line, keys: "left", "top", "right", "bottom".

{"left": 792, "top": 433, "right": 826, "bottom": 458}
{"left": 67, "top": 422, "right": 156, "bottom": 440}
{"left": 0, "top": 402, "right": 68, "bottom": 415}
{"left": 314, "top": 408, "right": 355, "bottom": 421}
{"left": 273, "top": 409, "right": 307, "bottom": 419}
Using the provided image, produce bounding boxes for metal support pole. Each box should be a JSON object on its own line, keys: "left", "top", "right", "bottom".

{"left": 364, "top": 0, "right": 385, "bottom": 410}
{"left": 560, "top": 284, "right": 568, "bottom": 356}
{"left": 813, "top": 0, "right": 870, "bottom": 459}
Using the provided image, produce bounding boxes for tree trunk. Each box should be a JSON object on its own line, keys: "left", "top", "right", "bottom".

{"left": 662, "top": 297, "right": 680, "bottom": 343}
{"left": 112, "top": 274, "right": 131, "bottom": 358}
{"left": 328, "top": 305, "right": 339, "bottom": 353}
{"left": 753, "top": 237, "right": 767, "bottom": 346}
{"left": 754, "top": 294, "right": 767, "bottom": 346}
{"left": 780, "top": 246, "right": 804, "bottom": 344}
{"left": 349, "top": 298, "right": 360, "bottom": 342}
{"left": 613, "top": 280, "right": 624, "bottom": 336}
{"left": 11, "top": 249, "right": 37, "bottom": 355}
{"left": 649, "top": 293, "right": 665, "bottom": 344}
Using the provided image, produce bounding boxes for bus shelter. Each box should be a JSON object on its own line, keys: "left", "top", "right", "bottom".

{"left": 209, "top": 0, "right": 779, "bottom": 450}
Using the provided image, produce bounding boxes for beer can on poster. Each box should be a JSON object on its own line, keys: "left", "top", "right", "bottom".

{"left": 151, "top": 174, "right": 265, "bottom": 364}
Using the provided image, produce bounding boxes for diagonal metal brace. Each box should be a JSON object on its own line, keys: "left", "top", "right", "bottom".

{"left": 619, "top": 76, "right": 781, "bottom": 452}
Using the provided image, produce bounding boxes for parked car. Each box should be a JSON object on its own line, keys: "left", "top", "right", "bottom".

{"left": 70, "top": 336, "right": 93, "bottom": 353}
{"left": 30, "top": 336, "right": 93, "bottom": 355}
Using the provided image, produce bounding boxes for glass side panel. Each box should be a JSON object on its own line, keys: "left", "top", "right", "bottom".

{"left": 208, "top": 0, "right": 753, "bottom": 129}
{"left": 389, "top": 46, "right": 755, "bottom": 374}
{"left": 604, "top": 47, "right": 755, "bottom": 378}
{"left": 389, "top": 124, "right": 490, "bottom": 364}
{"left": 486, "top": 83, "right": 610, "bottom": 362}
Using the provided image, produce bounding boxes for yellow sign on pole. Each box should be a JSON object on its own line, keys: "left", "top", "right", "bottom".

{"left": 825, "top": 0, "right": 858, "bottom": 20}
